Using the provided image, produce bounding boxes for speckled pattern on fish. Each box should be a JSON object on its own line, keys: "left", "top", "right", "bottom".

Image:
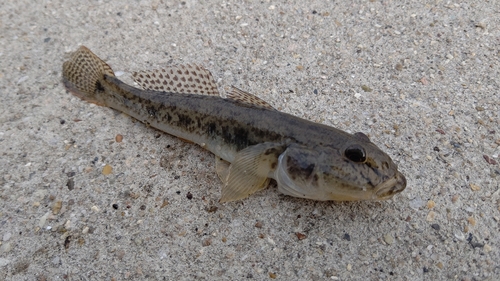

{"left": 62, "top": 46, "right": 406, "bottom": 203}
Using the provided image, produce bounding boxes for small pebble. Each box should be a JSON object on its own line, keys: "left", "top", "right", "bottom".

{"left": 202, "top": 238, "right": 212, "bottom": 246}
{"left": 431, "top": 224, "right": 440, "bottom": 230}
{"left": 469, "top": 183, "right": 480, "bottom": 191}
{"left": 343, "top": 233, "right": 351, "bottom": 241}
{"left": 52, "top": 201, "right": 62, "bottom": 215}
{"left": 205, "top": 205, "right": 217, "bottom": 212}
{"left": 254, "top": 221, "right": 263, "bottom": 228}
{"left": 3, "top": 232, "right": 11, "bottom": 242}
{"left": 409, "top": 197, "right": 424, "bottom": 209}
{"left": 295, "top": 232, "right": 307, "bottom": 240}
{"left": 38, "top": 212, "right": 50, "bottom": 228}
{"left": 267, "top": 237, "right": 275, "bottom": 245}
{"left": 467, "top": 216, "right": 476, "bottom": 226}
{"left": 427, "top": 200, "right": 435, "bottom": 209}
{"left": 91, "top": 206, "right": 99, "bottom": 212}
{"left": 361, "top": 85, "right": 372, "bottom": 92}
{"left": 454, "top": 231, "right": 465, "bottom": 241}
{"left": 67, "top": 178, "right": 75, "bottom": 190}
{"left": 483, "top": 244, "right": 492, "bottom": 252}
{"left": 469, "top": 239, "right": 484, "bottom": 249}
{"left": 483, "top": 155, "right": 497, "bottom": 165}
{"left": 0, "top": 242, "right": 12, "bottom": 253}
{"left": 115, "top": 134, "right": 123, "bottom": 142}
{"left": 102, "top": 164, "right": 113, "bottom": 175}
{"left": 475, "top": 22, "right": 486, "bottom": 29}
{"left": 426, "top": 211, "right": 435, "bottom": 221}
{"left": 384, "top": 233, "right": 394, "bottom": 245}
{"left": 161, "top": 199, "right": 169, "bottom": 209}
{"left": 0, "top": 258, "right": 10, "bottom": 267}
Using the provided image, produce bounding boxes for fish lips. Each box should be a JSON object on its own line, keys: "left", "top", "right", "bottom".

{"left": 373, "top": 171, "right": 407, "bottom": 200}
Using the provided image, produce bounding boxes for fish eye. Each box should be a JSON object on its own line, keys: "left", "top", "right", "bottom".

{"left": 344, "top": 145, "right": 366, "bottom": 163}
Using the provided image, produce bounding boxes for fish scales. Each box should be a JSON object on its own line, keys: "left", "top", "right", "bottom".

{"left": 101, "top": 75, "right": 286, "bottom": 159}
{"left": 62, "top": 46, "right": 406, "bottom": 203}
{"left": 103, "top": 76, "right": 356, "bottom": 158}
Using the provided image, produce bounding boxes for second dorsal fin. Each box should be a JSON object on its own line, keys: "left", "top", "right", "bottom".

{"left": 226, "top": 86, "right": 276, "bottom": 111}
{"left": 132, "top": 64, "right": 219, "bottom": 96}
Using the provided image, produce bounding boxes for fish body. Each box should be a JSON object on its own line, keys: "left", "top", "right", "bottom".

{"left": 62, "top": 46, "right": 406, "bottom": 202}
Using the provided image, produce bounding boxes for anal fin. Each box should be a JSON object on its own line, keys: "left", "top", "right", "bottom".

{"left": 220, "top": 143, "right": 285, "bottom": 203}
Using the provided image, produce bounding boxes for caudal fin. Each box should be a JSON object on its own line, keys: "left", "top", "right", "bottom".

{"left": 62, "top": 46, "right": 115, "bottom": 105}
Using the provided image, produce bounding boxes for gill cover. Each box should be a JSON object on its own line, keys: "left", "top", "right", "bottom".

{"left": 275, "top": 144, "right": 331, "bottom": 200}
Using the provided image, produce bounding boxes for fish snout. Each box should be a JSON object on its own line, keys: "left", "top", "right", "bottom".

{"left": 373, "top": 171, "right": 407, "bottom": 200}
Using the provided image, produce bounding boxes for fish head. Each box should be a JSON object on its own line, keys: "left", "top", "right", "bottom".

{"left": 275, "top": 133, "right": 406, "bottom": 201}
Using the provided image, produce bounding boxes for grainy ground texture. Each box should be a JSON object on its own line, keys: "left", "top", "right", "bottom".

{"left": 1, "top": 0, "right": 499, "bottom": 280}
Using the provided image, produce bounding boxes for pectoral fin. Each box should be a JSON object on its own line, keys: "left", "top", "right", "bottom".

{"left": 220, "top": 143, "right": 285, "bottom": 203}
{"left": 215, "top": 156, "right": 230, "bottom": 183}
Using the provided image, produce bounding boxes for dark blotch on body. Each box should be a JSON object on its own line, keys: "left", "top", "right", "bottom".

{"left": 95, "top": 81, "right": 105, "bottom": 92}
{"left": 147, "top": 106, "right": 157, "bottom": 118}
{"left": 207, "top": 122, "right": 217, "bottom": 136}
{"left": 286, "top": 154, "right": 315, "bottom": 180}
{"left": 177, "top": 113, "right": 194, "bottom": 128}
{"left": 232, "top": 126, "right": 250, "bottom": 150}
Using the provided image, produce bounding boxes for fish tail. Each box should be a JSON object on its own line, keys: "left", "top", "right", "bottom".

{"left": 62, "top": 46, "right": 115, "bottom": 106}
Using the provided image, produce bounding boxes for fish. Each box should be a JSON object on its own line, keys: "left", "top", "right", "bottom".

{"left": 62, "top": 46, "right": 406, "bottom": 203}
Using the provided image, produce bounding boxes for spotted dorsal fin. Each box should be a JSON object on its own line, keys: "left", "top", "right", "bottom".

{"left": 226, "top": 86, "right": 276, "bottom": 111}
{"left": 132, "top": 64, "right": 219, "bottom": 96}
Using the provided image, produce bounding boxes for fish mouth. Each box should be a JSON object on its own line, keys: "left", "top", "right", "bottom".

{"left": 372, "top": 172, "right": 407, "bottom": 200}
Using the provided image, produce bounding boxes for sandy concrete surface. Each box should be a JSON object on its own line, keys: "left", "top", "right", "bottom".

{"left": 1, "top": 0, "right": 499, "bottom": 280}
